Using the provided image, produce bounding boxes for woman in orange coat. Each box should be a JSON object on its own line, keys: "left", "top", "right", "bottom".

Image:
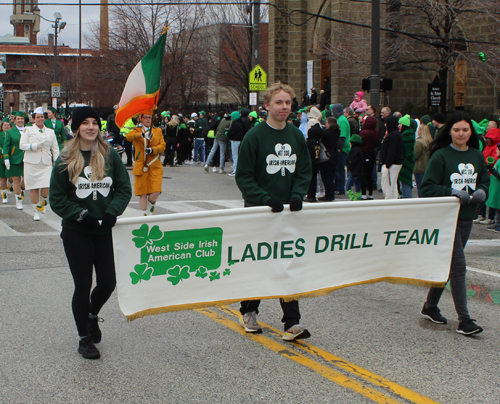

{"left": 126, "top": 113, "right": 166, "bottom": 215}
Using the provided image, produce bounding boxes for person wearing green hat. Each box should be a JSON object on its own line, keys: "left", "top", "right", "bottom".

{"left": 397, "top": 114, "right": 416, "bottom": 198}
{"left": 45, "top": 107, "right": 67, "bottom": 151}
{"left": 0, "top": 119, "right": 13, "bottom": 203}
{"left": 3, "top": 111, "right": 26, "bottom": 209}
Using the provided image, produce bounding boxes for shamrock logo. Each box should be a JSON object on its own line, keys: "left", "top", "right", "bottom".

{"left": 195, "top": 266, "right": 208, "bottom": 279}
{"left": 450, "top": 163, "right": 477, "bottom": 191}
{"left": 75, "top": 166, "right": 113, "bottom": 200}
{"left": 223, "top": 268, "right": 231, "bottom": 276}
{"left": 130, "top": 263, "right": 153, "bottom": 285}
{"left": 167, "top": 265, "right": 191, "bottom": 285}
{"left": 209, "top": 271, "right": 220, "bottom": 282}
{"left": 132, "top": 224, "right": 163, "bottom": 248}
{"left": 266, "top": 143, "right": 297, "bottom": 176}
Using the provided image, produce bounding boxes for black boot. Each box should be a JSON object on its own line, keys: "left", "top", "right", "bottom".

{"left": 78, "top": 336, "right": 100, "bottom": 359}
{"left": 89, "top": 316, "right": 103, "bottom": 343}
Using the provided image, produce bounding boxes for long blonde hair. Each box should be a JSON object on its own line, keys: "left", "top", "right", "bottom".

{"left": 418, "top": 124, "right": 433, "bottom": 148}
{"left": 60, "top": 129, "right": 109, "bottom": 185}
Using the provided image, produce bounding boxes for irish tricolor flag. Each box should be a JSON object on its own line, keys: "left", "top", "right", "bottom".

{"left": 115, "top": 26, "right": 168, "bottom": 128}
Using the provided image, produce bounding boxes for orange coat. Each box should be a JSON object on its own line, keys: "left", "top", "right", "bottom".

{"left": 126, "top": 126, "right": 166, "bottom": 195}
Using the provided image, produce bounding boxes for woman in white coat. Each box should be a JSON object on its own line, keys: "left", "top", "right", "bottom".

{"left": 20, "top": 107, "right": 59, "bottom": 220}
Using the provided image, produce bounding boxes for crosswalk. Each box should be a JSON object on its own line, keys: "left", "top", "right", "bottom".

{"left": 0, "top": 199, "right": 244, "bottom": 236}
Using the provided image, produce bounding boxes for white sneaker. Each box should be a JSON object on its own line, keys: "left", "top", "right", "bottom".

{"left": 212, "top": 167, "right": 217, "bottom": 173}
{"left": 228, "top": 172, "right": 235, "bottom": 177}
{"left": 282, "top": 324, "right": 311, "bottom": 341}
{"left": 1, "top": 190, "right": 7, "bottom": 204}
{"left": 15, "top": 194, "right": 23, "bottom": 210}
{"left": 479, "top": 219, "right": 494, "bottom": 225}
{"left": 204, "top": 164, "right": 209, "bottom": 172}
{"left": 33, "top": 208, "right": 41, "bottom": 221}
{"left": 219, "top": 169, "right": 225, "bottom": 174}
{"left": 239, "top": 311, "right": 262, "bottom": 333}
{"left": 473, "top": 216, "right": 485, "bottom": 223}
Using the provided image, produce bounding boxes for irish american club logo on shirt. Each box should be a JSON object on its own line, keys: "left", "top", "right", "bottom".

{"left": 266, "top": 143, "right": 297, "bottom": 176}
{"left": 450, "top": 163, "right": 477, "bottom": 191}
{"left": 75, "top": 166, "right": 113, "bottom": 200}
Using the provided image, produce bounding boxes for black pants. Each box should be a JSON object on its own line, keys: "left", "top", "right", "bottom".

{"left": 307, "top": 166, "right": 321, "bottom": 199}
{"left": 164, "top": 137, "right": 177, "bottom": 166}
{"left": 361, "top": 150, "right": 376, "bottom": 196}
{"left": 61, "top": 227, "right": 116, "bottom": 337}
{"left": 319, "top": 160, "right": 336, "bottom": 200}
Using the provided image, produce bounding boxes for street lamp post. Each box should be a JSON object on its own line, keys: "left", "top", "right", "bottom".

{"left": 24, "top": 8, "right": 66, "bottom": 100}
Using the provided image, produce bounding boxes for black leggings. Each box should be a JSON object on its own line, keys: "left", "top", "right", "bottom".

{"left": 61, "top": 227, "right": 116, "bottom": 337}
{"left": 361, "top": 150, "right": 376, "bottom": 196}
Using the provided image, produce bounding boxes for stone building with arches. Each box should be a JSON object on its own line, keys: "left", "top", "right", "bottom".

{"left": 267, "top": 0, "right": 500, "bottom": 114}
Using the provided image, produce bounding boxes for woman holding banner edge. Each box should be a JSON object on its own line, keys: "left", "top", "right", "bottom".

{"left": 50, "top": 107, "right": 132, "bottom": 359}
{"left": 419, "top": 111, "right": 489, "bottom": 335}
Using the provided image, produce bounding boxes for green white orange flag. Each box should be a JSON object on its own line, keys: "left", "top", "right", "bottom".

{"left": 115, "top": 25, "right": 168, "bottom": 128}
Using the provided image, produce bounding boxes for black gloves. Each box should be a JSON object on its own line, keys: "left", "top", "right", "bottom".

{"left": 266, "top": 197, "right": 284, "bottom": 213}
{"left": 266, "top": 198, "right": 304, "bottom": 212}
{"left": 101, "top": 213, "right": 117, "bottom": 229}
{"left": 81, "top": 212, "right": 100, "bottom": 229}
{"left": 78, "top": 209, "right": 117, "bottom": 229}
{"left": 289, "top": 197, "right": 303, "bottom": 211}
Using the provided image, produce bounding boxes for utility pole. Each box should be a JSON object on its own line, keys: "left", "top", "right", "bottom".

{"left": 251, "top": 0, "right": 260, "bottom": 68}
{"left": 370, "top": 0, "right": 381, "bottom": 110}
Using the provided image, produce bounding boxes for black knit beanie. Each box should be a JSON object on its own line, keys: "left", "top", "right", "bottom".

{"left": 71, "top": 106, "right": 101, "bottom": 132}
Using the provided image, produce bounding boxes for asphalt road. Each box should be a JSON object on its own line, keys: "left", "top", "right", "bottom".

{"left": 1, "top": 162, "right": 499, "bottom": 404}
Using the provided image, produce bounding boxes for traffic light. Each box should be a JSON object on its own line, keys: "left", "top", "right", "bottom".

{"left": 362, "top": 78, "right": 371, "bottom": 92}
{"left": 381, "top": 77, "right": 393, "bottom": 91}
{"left": 479, "top": 52, "right": 487, "bottom": 62}
{"left": 361, "top": 77, "right": 393, "bottom": 92}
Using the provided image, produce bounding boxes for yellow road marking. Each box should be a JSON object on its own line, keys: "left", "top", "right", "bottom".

{"left": 217, "top": 306, "right": 440, "bottom": 404}
{"left": 197, "top": 308, "right": 402, "bottom": 404}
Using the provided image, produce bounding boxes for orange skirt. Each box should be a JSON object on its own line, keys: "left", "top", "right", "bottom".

{"left": 134, "top": 166, "right": 163, "bottom": 195}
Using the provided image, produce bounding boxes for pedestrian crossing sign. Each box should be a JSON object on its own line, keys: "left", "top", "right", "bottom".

{"left": 249, "top": 65, "right": 267, "bottom": 91}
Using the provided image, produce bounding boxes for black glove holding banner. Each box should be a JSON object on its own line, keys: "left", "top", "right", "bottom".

{"left": 266, "top": 197, "right": 284, "bottom": 213}
{"left": 289, "top": 197, "right": 303, "bottom": 211}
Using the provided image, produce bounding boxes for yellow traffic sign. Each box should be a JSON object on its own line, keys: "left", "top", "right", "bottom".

{"left": 249, "top": 65, "right": 267, "bottom": 91}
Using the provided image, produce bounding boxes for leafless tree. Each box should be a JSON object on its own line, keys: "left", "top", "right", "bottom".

{"left": 314, "top": 0, "right": 500, "bottom": 89}
{"left": 84, "top": 0, "right": 209, "bottom": 109}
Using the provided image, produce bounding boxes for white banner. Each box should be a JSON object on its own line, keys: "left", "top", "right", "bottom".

{"left": 113, "top": 198, "right": 459, "bottom": 320}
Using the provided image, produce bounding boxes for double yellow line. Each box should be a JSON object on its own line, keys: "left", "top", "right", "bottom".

{"left": 197, "top": 306, "right": 439, "bottom": 404}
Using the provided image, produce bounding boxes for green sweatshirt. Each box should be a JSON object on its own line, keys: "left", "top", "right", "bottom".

{"left": 337, "top": 115, "right": 351, "bottom": 154}
{"left": 420, "top": 145, "right": 490, "bottom": 220}
{"left": 236, "top": 122, "right": 312, "bottom": 205}
{"left": 50, "top": 148, "right": 132, "bottom": 234}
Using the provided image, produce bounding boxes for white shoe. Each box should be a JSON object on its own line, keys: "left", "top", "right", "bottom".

{"left": 33, "top": 208, "right": 41, "bottom": 221}
{"left": 204, "top": 164, "right": 209, "bottom": 172}
{"left": 15, "top": 194, "right": 23, "bottom": 210}
{"left": 473, "top": 215, "right": 485, "bottom": 223}
{"left": 479, "top": 219, "right": 494, "bottom": 225}
{"left": 1, "top": 191, "right": 7, "bottom": 204}
{"left": 212, "top": 167, "right": 217, "bottom": 172}
{"left": 219, "top": 169, "right": 225, "bottom": 174}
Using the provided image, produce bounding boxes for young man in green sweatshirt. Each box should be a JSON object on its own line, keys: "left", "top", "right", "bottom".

{"left": 235, "top": 82, "right": 312, "bottom": 341}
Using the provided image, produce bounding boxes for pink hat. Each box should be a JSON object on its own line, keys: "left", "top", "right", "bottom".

{"left": 356, "top": 91, "right": 364, "bottom": 100}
